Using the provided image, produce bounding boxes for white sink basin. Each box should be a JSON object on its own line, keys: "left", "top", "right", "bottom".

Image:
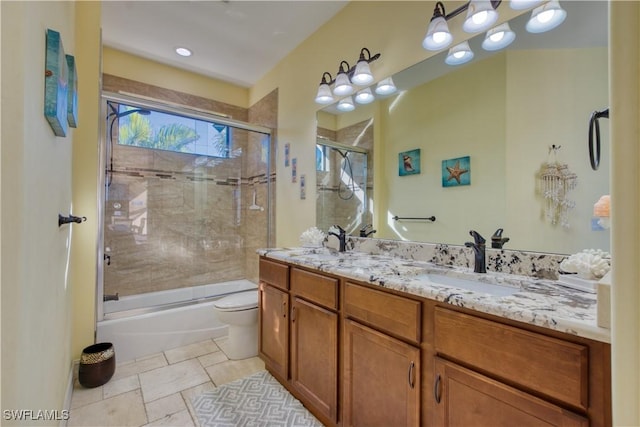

{"left": 422, "top": 273, "right": 520, "bottom": 297}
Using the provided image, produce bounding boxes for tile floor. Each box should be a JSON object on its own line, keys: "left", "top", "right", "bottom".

{"left": 68, "top": 337, "right": 265, "bottom": 427}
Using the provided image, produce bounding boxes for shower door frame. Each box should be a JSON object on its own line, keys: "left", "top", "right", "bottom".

{"left": 316, "top": 138, "right": 370, "bottom": 235}
{"left": 96, "top": 92, "right": 273, "bottom": 323}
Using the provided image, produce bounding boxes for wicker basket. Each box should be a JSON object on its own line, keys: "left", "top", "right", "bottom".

{"left": 78, "top": 343, "right": 116, "bottom": 388}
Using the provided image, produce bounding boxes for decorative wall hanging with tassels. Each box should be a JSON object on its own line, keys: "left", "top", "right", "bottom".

{"left": 539, "top": 145, "right": 578, "bottom": 228}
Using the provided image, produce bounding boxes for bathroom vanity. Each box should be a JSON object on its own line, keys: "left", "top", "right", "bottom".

{"left": 257, "top": 248, "right": 611, "bottom": 427}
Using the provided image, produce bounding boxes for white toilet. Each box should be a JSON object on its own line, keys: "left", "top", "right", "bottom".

{"left": 212, "top": 290, "right": 259, "bottom": 360}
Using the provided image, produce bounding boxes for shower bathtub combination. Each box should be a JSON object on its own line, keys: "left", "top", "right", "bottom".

{"left": 97, "top": 93, "right": 273, "bottom": 363}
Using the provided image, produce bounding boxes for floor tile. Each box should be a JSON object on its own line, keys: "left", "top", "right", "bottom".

{"left": 139, "top": 359, "right": 210, "bottom": 403}
{"left": 205, "top": 357, "right": 265, "bottom": 386}
{"left": 67, "top": 389, "right": 147, "bottom": 427}
{"left": 69, "top": 381, "right": 103, "bottom": 410}
{"left": 143, "top": 409, "right": 194, "bottom": 427}
{"left": 111, "top": 353, "right": 167, "bottom": 382}
{"left": 164, "top": 340, "right": 220, "bottom": 364}
{"left": 103, "top": 374, "right": 140, "bottom": 399}
{"left": 197, "top": 350, "right": 228, "bottom": 368}
{"left": 145, "top": 393, "right": 187, "bottom": 422}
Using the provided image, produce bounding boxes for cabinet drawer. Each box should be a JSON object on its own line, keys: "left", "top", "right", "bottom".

{"left": 291, "top": 268, "right": 338, "bottom": 310}
{"left": 259, "top": 258, "right": 289, "bottom": 291}
{"left": 344, "top": 282, "right": 421, "bottom": 344}
{"left": 434, "top": 307, "right": 589, "bottom": 410}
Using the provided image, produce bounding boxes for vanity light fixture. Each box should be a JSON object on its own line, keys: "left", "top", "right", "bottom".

{"left": 463, "top": 0, "right": 499, "bottom": 33}
{"left": 422, "top": 2, "right": 453, "bottom": 51}
{"left": 445, "top": 41, "right": 475, "bottom": 65}
{"left": 423, "top": 0, "right": 567, "bottom": 65}
{"left": 355, "top": 87, "right": 375, "bottom": 104}
{"left": 525, "top": 0, "right": 567, "bottom": 33}
{"left": 175, "top": 47, "right": 192, "bottom": 57}
{"left": 333, "top": 61, "right": 354, "bottom": 96}
{"left": 481, "top": 22, "right": 516, "bottom": 51}
{"left": 375, "top": 77, "right": 397, "bottom": 95}
{"left": 315, "top": 72, "right": 335, "bottom": 105}
{"left": 314, "top": 47, "right": 381, "bottom": 104}
{"left": 336, "top": 96, "right": 356, "bottom": 112}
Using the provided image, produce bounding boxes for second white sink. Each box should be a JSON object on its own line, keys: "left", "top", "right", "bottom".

{"left": 422, "top": 273, "right": 520, "bottom": 297}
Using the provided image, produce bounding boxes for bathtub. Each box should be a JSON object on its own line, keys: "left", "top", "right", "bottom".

{"left": 96, "top": 279, "right": 257, "bottom": 362}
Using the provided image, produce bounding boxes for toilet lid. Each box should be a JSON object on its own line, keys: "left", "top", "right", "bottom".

{"left": 213, "top": 290, "right": 258, "bottom": 311}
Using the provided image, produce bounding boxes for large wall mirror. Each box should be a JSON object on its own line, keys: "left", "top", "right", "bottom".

{"left": 317, "top": 1, "right": 609, "bottom": 255}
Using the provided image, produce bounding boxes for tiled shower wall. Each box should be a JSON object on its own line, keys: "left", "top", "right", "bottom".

{"left": 102, "top": 75, "right": 276, "bottom": 297}
{"left": 317, "top": 119, "right": 373, "bottom": 235}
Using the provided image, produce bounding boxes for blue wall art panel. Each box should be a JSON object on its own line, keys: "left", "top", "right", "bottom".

{"left": 66, "top": 54, "right": 78, "bottom": 128}
{"left": 399, "top": 148, "right": 421, "bottom": 176}
{"left": 442, "top": 156, "right": 471, "bottom": 187}
{"left": 44, "top": 29, "right": 69, "bottom": 137}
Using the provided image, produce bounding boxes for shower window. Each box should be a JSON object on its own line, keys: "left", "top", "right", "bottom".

{"left": 111, "top": 102, "right": 230, "bottom": 158}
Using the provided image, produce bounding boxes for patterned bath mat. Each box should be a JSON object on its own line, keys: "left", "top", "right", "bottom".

{"left": 192, "top": 370, "right": 324, "bottom": 427}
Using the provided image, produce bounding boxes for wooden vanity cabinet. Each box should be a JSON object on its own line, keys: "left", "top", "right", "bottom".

{"left": 290, "top": 268, "right": 339, "bottom": 424}
{"left": 428, "top": 305, "right": 611, "bottom": 427}
{"left": 258, "top": 258, "right": 289, "bottom": 382}
{"left": 343, "top": 282, "right": 421, "bottom": 427}
{"left": 433, "top": 358, "right": 588, "bottom": 426}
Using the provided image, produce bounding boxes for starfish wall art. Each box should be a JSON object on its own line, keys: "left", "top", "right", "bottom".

{"left": 442, "top": 156, "right": 471, "bottom": 187}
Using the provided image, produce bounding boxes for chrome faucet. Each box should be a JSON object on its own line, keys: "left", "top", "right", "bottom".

{"left": 491, "top": 228, "right": 510, "bottom": 249}
{"left": 359, "top": 224, "right": 376, "bottom": 238}
{"left": 328, "top": 225, "right": 348, "bottom": 252}
{"left": 465, "top": 230, "right": 486, "bottom": 273}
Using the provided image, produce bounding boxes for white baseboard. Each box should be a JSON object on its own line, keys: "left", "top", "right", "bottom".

{"left": 60, "top": 360, "right": 79, "bottom": 427}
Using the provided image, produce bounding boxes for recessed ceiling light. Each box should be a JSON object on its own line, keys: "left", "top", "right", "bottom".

{"left": 175, "top": 47, "right": 192, "bottom": 57}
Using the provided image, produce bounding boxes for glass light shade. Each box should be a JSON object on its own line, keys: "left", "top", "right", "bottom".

{"left": 375, "top": 77, "right": 397, "bottom": 95}
{"left": 463, "top": 0, "right": 499, "bottom": 33}
{"left": 352, "top": 60, "right": 374, "bottom": 86}
{"left": 333, "top": 72, "right": 354, "bottom": 96}
{"left": 315, "top": 83, "right": 334, "bottom": 105}
{"left": 422, "top": 16, "right": 453, "bottom": 51}
{"left": 336, "top": 96, "right": 355, "bottom": 112}
{"left": 482, "top": 23, "right": 516, "bottom": 51}
{"left": 445, "top": 41, "right": 474, "bottom": 65}
{"left": 509, "top": 0, "right": 543, "bottom": 10}
{"left": 526, "top": 0, "right": 567, "bottom": 33}
{"left": 355, "top": 88, "right": 375, "bottom": 104}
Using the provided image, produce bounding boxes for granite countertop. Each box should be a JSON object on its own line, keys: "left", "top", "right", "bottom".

{"left": 258, "top": 247, "right": 611, "bottom": 344}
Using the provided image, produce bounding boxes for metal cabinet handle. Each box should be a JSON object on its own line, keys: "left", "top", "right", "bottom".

{"left": 291, "top": 305, "right": 296, "bottom": 322}
{"left": 434, "top": 374, "right": 442, "bottom": 404}
{"left": 282, "top": 300, "right": 287, "bottom": 318}
{"left": 408, "top": 361, "right": 415, "bottom": 389}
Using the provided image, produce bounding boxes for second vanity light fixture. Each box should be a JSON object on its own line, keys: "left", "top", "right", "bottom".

{"left": 315, "top": 47, "right": 383, "bottom": 106}
{"left": 423, "top": 0, "right": 567, "bottom": 66}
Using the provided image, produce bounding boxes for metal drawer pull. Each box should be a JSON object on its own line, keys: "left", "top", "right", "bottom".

{"left": 434, "top": 374, "right": 442, "bottom": 404}
{"left": 282, "top": 301, "right": 287, "bottom": 318}
{"left": 408, "top": 361, "right": 415, "bottom": 389}
{"left": 291, "top": 306, "right": 296, "bottom": 322}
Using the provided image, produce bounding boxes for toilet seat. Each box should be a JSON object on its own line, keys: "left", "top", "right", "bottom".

{"left": 213, "top": 290, "right": 258, "bottom": 312}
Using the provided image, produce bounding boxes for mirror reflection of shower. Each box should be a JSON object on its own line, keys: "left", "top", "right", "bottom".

{"left": 316, "top": 140, "right": 370, "bottom": 236}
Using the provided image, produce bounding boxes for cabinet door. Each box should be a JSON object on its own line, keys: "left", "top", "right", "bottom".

{"left": 344, "top": 319, "right": 420, "bottom": 427}
{"left": 258, "top": 282, "right": 288, "bottom": 381}
{"left": 433, "top": 358, "right": 588, "bottom": 427}
{"left": 291, "top": 297, "right": 338, "bottom": 423}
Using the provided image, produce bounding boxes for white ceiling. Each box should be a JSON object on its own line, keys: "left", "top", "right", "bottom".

{"left": 101, "top": 1, "right": 348, "bottom": 88}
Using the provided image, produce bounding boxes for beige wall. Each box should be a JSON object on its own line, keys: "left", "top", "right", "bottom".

{"left": 103, "top": 47, "right": 249, "bottom": 109}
